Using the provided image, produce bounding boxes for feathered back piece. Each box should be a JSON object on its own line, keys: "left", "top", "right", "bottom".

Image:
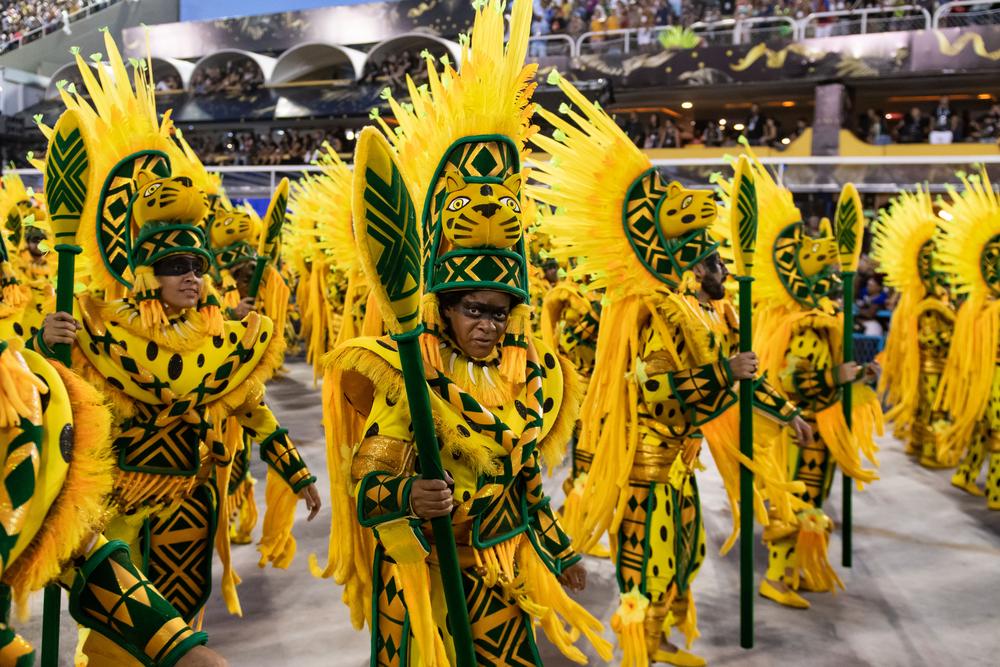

{"left": 872, "top": 187, "right": 946, "bottom": 427}
{"left": 369, "top": 0, "right": 537, "bottom": 223}
{"left": 935, "top": 168, "right": 1000, "bottom": 449}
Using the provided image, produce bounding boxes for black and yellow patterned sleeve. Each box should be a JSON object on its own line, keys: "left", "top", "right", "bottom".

{"left": 238, "top": 401, "right": 316, "bottom": 493}
{"left": 753, "top": 374, "right": 800, "bottom": 422}
{"left": 787, "top": 362, "right": 840, "bottom": 406}
{"left": 522, "top": 451, "right": 580, "bottom": 574}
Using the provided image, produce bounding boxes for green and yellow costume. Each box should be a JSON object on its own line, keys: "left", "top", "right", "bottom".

{"left": 32, "top": 34, "right": 317, "bottom": 650}
{"left": 0, "top": 173, "right": 54, "bottom": 340}
{"left": 935, "top": 169, "right": 1000, "bottom": 509}
{"left": 736, "top": 152, "right": 882, "bottom": 605}
{"left": 528, "top": 76, "right": 804, "bottom": 665}
{"left": 312, "top": 1, "right": 612, "bottom": 664}
{"left": 872, "top": 188, "right": 956, "bottom": 468}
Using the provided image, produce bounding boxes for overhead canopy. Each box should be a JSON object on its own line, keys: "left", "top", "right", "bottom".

{"left": 272, "top": 42, "right": 366, "bottom": 84}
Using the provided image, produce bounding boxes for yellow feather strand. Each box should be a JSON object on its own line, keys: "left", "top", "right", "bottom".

{"left": 499, "top": 303, "right": 532, "bottom": 385}
{"left": 791, "top": 510, "right": 844, "bottom": 593}
{"left": 0, "top": 345, "right": 47, "bottom": 428}
{"left": 308, "top": 365, "right": 375, "bottom": 630}
{"left": 229, "top": 474, "right": 258, "bottom": 545}
{"left": 130, "top": 265, "right": 169, "bottom": 331}
{"left": 256, "top": 468, "right": 298, "bottom": 569}
{"left": 0, "top": 263, "right": 28, "bottom": 308}
{"left": 567, "top": 295, "right": 645, "bottom": 551}
{"left": 674, "top": 590, "right": 700, "bottom": 649}
{"left": 213, "top": 416, "right": 243, "bottom": 616}
{"left": 377, "top": 521, "right": 449, "bottom": 667}
{"left": 260, "top": 265, "right": 290, "bottom": 343}
{"left": 419, "top": 292, "right": 445, "bottom": 373}
{"left": 198, "top": 275, "right": 224, "bottom": 337}
{"left": 3, "top": 361, "right": 114, "bottom": 613}
{"left": 512, "top": 540, "right": 614, "bottom": 663}
{"left": 610, "top": 589, "right": 653, "bottom": 667}
{"left": 220, "top": 272, "right": 241, "bottom": 310}
{"left": 814, "top": 384, "right": 882, "bottom": 487}
{"left": 538, "top": 353, "right": 582, "bottom": 468}
{"left": 937, "top": 297, "right": 1000, "bottom": 452}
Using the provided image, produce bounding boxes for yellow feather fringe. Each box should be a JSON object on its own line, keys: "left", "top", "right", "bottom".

{"left": 814, "top": 384, "right": 882, "bottom": 487}
{"left": 791, "top": 510, "right": 844, "bottom": 593}
{"left": 213, "top": 416, "right": 243, "bottom": 616}
{"left": 500, "top": 303, "right": 532, "bottom": 385}
{"left": 131, "top": 265, "right": 169, "bottom": 331}
{"left": 256, "top": 468, "right": 298, "bottom": 570}
{"left": 0, "top": 344, "right": 47, "bottom": 428}
{"left": 229, "top": 475, "right": 258, "bottom": 545}
{"left": 610, "top": 589, "right": 651, "bottom": 667}
{"left": 2, "top": 361, "right": 114, "bottom": 614}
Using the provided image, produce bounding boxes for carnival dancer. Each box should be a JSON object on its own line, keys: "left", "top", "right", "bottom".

{"left": 935, "top": 169, "right": 1000, "bottom": 508}
{"left": 738, "top": 152, "right": 882, "bottom": 610}
{"left": 0, "top": 173, "right": 55, "bottom": 339}
{"left": 32, "top": 34, "right": 321, "bottom": 653}
{"left": 311, "top": 1, "right": 613, "bottom": 664}
{"left": 872, "top": 188, "right": 956, "bottom": 468}
{"left": 528, "top": 75, "right": 810, "bottom": 666}
{"left": 0, "top": 189, "right": 229, "bottom": 665}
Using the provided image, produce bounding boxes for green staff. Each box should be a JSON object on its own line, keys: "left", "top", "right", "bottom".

{"left": 41, "top": 109, "right": 91, "bottom": 666}
{"left": 834, "top": 183, "right": 865, "bottom": 568}
{"left": 352, "top": 128, "right": 475, "bottom": 666}
{"left": 729, "top": 155, "right": 759, "bottom": 649}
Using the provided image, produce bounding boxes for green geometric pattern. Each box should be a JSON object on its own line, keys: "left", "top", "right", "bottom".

{"left": 773, "top": 223, "right": 839, "bottom": 309}
{"left": 45, "top": 114, "right": 90, "bottom": 242}
{"left": 835, "top": 190, "right": 860, "bottom": 264}
{"left": 432, "top": 251, "right": 524, "bottom": 298}
{"left": 261, "top": 184, "right": 288, "bottom": 261}
{"left": 981, "top": 235, "right": 1000, "bottom": 296}
{"left": 96, "top": 150, "right": 171, "bottom": 287}
{"left": 733, "top": 167, "right": 758, "bottom": 270}
{"left": 623, "top": 169, "right": 719, "bottom": 289}
{"left": 0, "top": 418, "right": 43, "bottom": 571}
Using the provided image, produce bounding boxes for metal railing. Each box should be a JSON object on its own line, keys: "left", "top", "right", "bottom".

{"left": 933, "top": 0, "right": 1000, "bottom": 28}
{"left": 689, "top": 16, "right": 797, "bottom": 46}
{"left": 0, "top": 0, "right": 125, "bottom": 56}
{"left": 799, "top": 5, "right": 931, "bottom": 39}
{"left": 527, "top": 34, "right": 575, "bottom": 59}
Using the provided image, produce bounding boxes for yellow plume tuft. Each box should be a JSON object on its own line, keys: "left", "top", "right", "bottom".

{"left": 373, "top": 0, "right": 536, "bottom": 225}
{"left": 526, "top": 74, "right": 660, "bottom": 300}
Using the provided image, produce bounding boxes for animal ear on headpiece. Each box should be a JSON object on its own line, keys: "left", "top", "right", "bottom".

{"left": 503, "top": 172, "right": 522, "bottom": 196}
{"left": 667, "top": 182, "right": 683, "bottom": 198}
{"left": 134, "top": 169, "right": 155, "bottom": 188}
{"left": 445, "top": 171, "right": 467, "bottom": 192}
{"left": 818, "top": 216, "right": 834, "bottom": 237}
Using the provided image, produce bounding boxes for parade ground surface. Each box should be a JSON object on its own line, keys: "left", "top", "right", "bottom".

{"left": 26, "top": 360, "right": 1000, "bottom": 666}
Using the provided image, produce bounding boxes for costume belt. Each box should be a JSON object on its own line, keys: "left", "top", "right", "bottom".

{"left": 921, "top": 357, "right": 945, "bottom": 375}
{"left": 629, "top": 438, "right": 698, "bottom": 484}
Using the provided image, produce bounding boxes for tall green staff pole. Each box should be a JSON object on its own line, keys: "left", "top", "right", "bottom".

{"left": 41, "top": 110, "right": 91, "bottom": 667}
{"left": 834, "top": 184, "right": 865, "bottom": 568}
{"left": 352, "top": 128, "right": 475, "bottom": 665}
{"left": 729, "top": 156, "right": 759, "bottom": 649}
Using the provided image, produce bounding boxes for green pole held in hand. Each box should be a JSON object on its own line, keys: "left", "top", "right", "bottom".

{"left": 834, "top": 183, "right": 865, "bottom": 569}
{"left": 728, "top": 155, "right": 759, "bottom": 649}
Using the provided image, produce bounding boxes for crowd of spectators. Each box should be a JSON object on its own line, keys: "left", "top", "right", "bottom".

{"left": 190, "top": 60, "right": 265, "bottom": 96}
{"left": 359, "top": 47, "right": 449, "bottom": 93}
{"left": 618, "top": 103, "right": 809, "bottom": 150}
{"left": 858, "top": 96, "right": 1000, "bottom": 145}
{"left": 182, "top": 127, "right": 356, "bottom": 166}
{"left": 1, "top": 0, "right": 116, "bottom": 53}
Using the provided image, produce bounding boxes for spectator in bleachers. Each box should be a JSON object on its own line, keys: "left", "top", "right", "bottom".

{"left": 856, "top": 273, "right": 890, "bottom": 336}
{"left": 896, "top": 106, "right": 928, "bottom": 143}
{"left": 743, "top": 103, "right": 765, "bottom": 144}
{"left": 191, "top": 59, "right": 264, "bottom": 95}
{"left": 972, "top": 103, "right": 1000, "bottom": 143}
{"left": 702, "top": 119, "right": 725, "bottom": 146}
{"left": 862, "top": 107, "right": 892, "bottom": 145}
{"left": 929, "top": 95, "right": 954, "bottom": 144}
{"left": 762, "top": 116, "right": 779, "bottom": 147}
{"left": 789, "top": 116, "right": 809, "bottom": 142}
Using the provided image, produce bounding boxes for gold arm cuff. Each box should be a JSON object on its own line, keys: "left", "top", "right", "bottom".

{"left": 351, "top": 436, "right": 416, "bottom": 481}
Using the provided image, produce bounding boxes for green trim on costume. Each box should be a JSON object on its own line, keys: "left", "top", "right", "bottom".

{"left": 640, "top": 482, "right": 656, "bottom": 597}
{"left": 772, "top": 221, "right": 840, "bottom": 310}
{"left": 666, "top": 360, "right": 737, "bottom": 427}
{"left": 672, "top": 475, "right": 702, "bottom": 595}
{"left": 980, "top": 234, "right": 1000, "bottom": 296}
{"left": 130, "top": 223, "right": 212, "bottom": 270}
{"left": 357, "top": 471, "right": 416, "bottom": 527}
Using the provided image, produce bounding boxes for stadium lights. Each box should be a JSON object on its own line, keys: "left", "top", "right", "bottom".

{"left": 780, "top": 100, "right": 795, "bottom": 107}
{"left": 781, "top": 137, "right": 791, "bottom": 145}
{"left": 345, "top": 129, "right": 356, "bottom": 141}
{"left": 938, "top": 210, "right": 953, "bottom": 221}
{"left": 978, "top": 93, "right": 994, "bottom": 100}
{"left": 719, "top": 118, "right": 727, "bottom": 126}
{"left": 681, "top": 101, "right": 693, "bottom": 109}
{"left": 733, "top": 122, "right": 745, "bottom": 131}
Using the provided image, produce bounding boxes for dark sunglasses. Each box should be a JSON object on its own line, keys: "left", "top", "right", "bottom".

{"left": 153, "top": 255, "right": 208, "bottom": 277}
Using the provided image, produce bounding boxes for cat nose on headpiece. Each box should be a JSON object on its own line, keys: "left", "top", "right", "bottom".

{"left": 473, "top": 202, "right": 502, "bottom": 218}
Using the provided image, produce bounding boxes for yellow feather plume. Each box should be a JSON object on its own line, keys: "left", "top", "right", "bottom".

{"left": 526, "top": 73, "right": 660, "bottom": 300}
{"left": 372, "top": 0, "right": 537, "bottom": 223}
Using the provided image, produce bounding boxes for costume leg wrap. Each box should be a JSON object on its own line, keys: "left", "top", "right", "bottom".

{"left": 952, "top": 425, "right": 987, "bottom": 492}
{"left": 789, "top": 420, "right": 833, "bottom": 509}
{"left": 0, "top": 585, "right": 33, "bottom": 667}
{"left": 987, "top": 434, "right": 1000, "bottom": 510}
{"left": 765, "top": 536, "right": 797, "bottom": 584}
{"left": 462, "top": 565, "right": 540, "bottom": 666}
{"left": 68, "top": 538, "right": 207, "bottom": 667}
{"left": 371, "top": 549, "right": 408, "bottom": 667}
{"left": 142, "top": 484, "right": 218, "bottom": 623}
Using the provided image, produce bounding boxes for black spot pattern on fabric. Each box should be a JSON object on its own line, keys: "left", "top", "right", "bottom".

{"left": 659, "top": 526, "right": 668, "bottom": 541}
{"left": 197, "top": 353, "right": 205, "bottom": 367}
{"left": 59, "top": 424, "right": 74, "bottom": 462}
{"left": 12, "top": 322, "right": 23, "bottom": 337}
{"left": 543, "top": 353, "right": 557, "bottom": 370}
{"left": 167, "top": 354, "right": 183, "bottom": 380}
{"left": 543, "top": 397, "right": 554, "bottom": 412}
{"left": 386, "top": 395, "right": 397, "bottom": 407}
{"left": 452, "top": 450, "right": 462, "bottom": 460}
{"left": 652, "top": 565, "right": 660, "bottom": 576}
{"left": 376, "top": 339, "right": 395, "bottom": 351}
{"left": 655, "top": 404, "right": 664, "bottom": 417}
{"left": 462, "top": 490, "right": 472, "bottom": 501}
{"left": 213, "top": 336, "right": 224, "bottom": 348}
{"left": 146, "top": 341, "right": 159, "bottom": 361}
{"left": 260, "top": 330, "right": 268, "bottom": 343}
{"left": 365, "top": 423, "right": 380, "bottom": 438}
{"left": 229, "top": 332, "right": 238, "bottom": 344}
{"left": 456, "top": 424, "right": 471, "bottom": 438}
{"left": 645, "top": 379, "right": 660, "bottom": 392}
{"left": 515, "top": 400, "right": 527, "bottom": 419}
{"left": 107, "top": 376, "right": 125, "bottom": 390}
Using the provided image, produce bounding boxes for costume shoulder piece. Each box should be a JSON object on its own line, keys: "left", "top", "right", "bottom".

{"left": 528, "top": 72, "right": 718, "bottom": 300}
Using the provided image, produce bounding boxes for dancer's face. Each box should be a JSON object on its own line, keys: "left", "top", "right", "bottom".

{"left": 695, "top": 252, "right": 728, "bottom": 301}
{"left": 441, "top": 290, "right": 513, "bottom": 359}
{"left": 154, "top": 253, "right": 206, "bottom": 313}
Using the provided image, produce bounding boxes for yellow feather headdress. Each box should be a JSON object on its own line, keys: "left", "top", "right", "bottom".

{"left": 935, "top": 169, "right": 1000, "bottom": 448}
{"left": 872, "top": 187, "right": 948, "bottom": 428}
